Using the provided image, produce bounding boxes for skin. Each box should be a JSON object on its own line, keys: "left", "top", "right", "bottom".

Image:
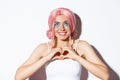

{"left": 15, "top": 15, "right": 109, "bottom": 80}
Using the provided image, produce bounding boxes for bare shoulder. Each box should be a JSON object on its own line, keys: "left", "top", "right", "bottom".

{"left": 36, "top": 42, "right": 47, "bottom": 50}
{"left": 20, "top": 42, "right": 49, "bottom": 66}
{"left": 77, "top": 40, "right": 90, "bottom": 47}
{"left": 27, "top": 42, "right": 49, "bottom": 59}
{"left": 34, "top": 42, "right": 49, "bottom": 57}
{"left": 77, "top": 40, "right": 98, "bottom": 57}
{"left": 76, "top": 40, "right": 93, "bottom": 56}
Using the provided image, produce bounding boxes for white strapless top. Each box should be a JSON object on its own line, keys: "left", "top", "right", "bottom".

{"left": 45, "top": 40, "right": 82, "bottom": 80}
{"left": 45, "top": 59, "right": 82, "bottom": 80}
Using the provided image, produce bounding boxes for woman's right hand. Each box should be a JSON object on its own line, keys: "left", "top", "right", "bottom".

{"left": 46, "top": 48, "right": 63, "bottom": 60}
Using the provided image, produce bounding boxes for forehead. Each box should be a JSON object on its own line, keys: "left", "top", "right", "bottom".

{"left": 55, "top": 15, "right": 68, "bottom": 22}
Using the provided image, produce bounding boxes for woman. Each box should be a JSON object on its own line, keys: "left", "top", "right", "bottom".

{"left": 15, "top": 7, "right": 109, "bottom": 80}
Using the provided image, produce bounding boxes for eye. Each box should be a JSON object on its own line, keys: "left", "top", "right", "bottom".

{"left": 64, "top": 21, "right": 69, "bottom": 27}
{"left": 54, "top": 22, "right": 60, "bottom": 28}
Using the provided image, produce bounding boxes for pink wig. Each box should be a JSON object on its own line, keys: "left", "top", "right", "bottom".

{"left": 46, "top": 7, "right": 77, "bottom": 48}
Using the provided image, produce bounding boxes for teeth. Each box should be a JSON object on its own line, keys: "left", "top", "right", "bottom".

{"left": 59, "top": 32, "right": 66, "bottom": 36}
{"left": 59, "top": 33, "right": 65, "bottom": 35}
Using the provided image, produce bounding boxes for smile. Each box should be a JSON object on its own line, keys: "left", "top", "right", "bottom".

{"left": 58, "top": 32, "right": 67, "bottom": 36}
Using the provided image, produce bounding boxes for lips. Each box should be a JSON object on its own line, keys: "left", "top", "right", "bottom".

{"left": 58, "top": 32, "right": 66, "bottom": 36}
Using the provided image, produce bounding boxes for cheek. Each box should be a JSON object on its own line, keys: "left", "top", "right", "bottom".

{"left": 54, "top": 28, "right": 58, "bottom": 33}
{"left": 67, "top": 28, "right": 71, "bottom": 34}
{"left": 54, "top": 29, "right": 58, "bottom": 36}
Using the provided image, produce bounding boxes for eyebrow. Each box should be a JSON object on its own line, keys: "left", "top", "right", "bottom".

{"left": 54, "top": 20, "right": 68, "bottom": 23}
{"left": 64, "top": 21, "right": 68, "bottom": 23}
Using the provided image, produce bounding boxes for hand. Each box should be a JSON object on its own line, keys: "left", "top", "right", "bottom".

{"left": 62, "top": 47, "right": 79, "bottom": 60}
{"left": 47, "top": 47, "right": 79, "bottom": 61}
{"left": 47, "top": 48, "right": 63, "bottom": 60}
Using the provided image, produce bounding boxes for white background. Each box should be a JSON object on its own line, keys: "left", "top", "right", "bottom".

{"left": 0, "top": 0, "right": 120, "bottom": 80}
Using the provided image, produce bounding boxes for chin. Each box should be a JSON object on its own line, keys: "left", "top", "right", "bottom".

{"left": 57, "top": 36, "right": 69, "bottom": 41}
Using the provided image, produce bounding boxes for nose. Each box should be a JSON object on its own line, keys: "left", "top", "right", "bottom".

{"left": 60, "top": 24, "right": 65, "bottom": 31}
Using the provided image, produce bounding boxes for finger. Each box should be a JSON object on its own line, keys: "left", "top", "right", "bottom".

{"left": 52, "top": 56, "right": 60, "bottom": 60}
{"left": 48, "top": 48, "right": 61, "bottom": 59}
{"left": 63, "top": 47, "right": 73, "bottom": 53}
{"left": 51, "top": 48, "right": 62, "bottom": 60}
{"left": 56, "top": 47, "right": 62, "bottom": 53}
{"left": 60, "top": 55, "right": 64, "bottom": 60}
{"left": 63, "top": 55, "right": 70, "bottom": 59}
{"left": 53, "top": 52, "right": 61, "bottom": 57}
{"left": 51, "top": 48, "right": 61, "bottom": 55}
{"left": 62, "top": 47, "right": 69, "bottom": 52}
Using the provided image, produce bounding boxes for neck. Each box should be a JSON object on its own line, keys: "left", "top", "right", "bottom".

{"left": 55, "top": 39, "right": 73, "bottom": 48}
